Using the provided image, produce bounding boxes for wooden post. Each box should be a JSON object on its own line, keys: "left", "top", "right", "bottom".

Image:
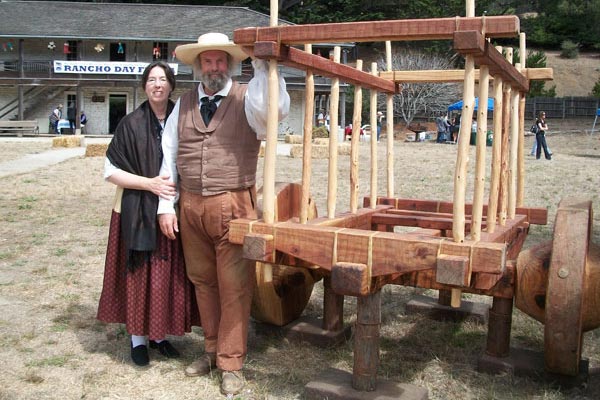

{"left": 498, "top": 48, "right": 513, "bottom": 227}
{"left": 327, "top": 46, "right": 341, "bottom": 218}
{"left": 262, "top": 0, "right": 280, "bottom": 224}
{"left": 485, "top": 297, "right": 513, "bottom": 357}
{"left": 452, "top": 55, "right": 475, "bottom": 242}
{"left": 385, "top": 41, "right": 395, "bottom": 198}
{"left": 369, "top": 62, "right": 378, "bottom": 209}
{"left": 487, "top": 46, "right": 504, "bottom": 233}
{"left": 471, "top": 64, "right": 490, "bottom": 241}
{"left": 322, "top": 276, "right": 344, "bottom": 332}
{"left": 448, "top": 0, "right": 476, "bottom": 307}
{"left": 517, "top": 33, "right": 527, "bottom": 207}
{"left": 352, "top": 290, "right": 381, "bottom": 391}
{"left": 508, "top": 84, "right": 519, "bottom": 219}
{"left": 350, "top": 60, "right": 363, "bottom": 214}
{"left": 300, "top": 44, "right": 314, "bottom": 224}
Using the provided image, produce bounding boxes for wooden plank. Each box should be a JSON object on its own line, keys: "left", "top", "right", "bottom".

{"left": 331, "top": 262, "right": 370, "bottom": 296}
{"left": 233, "top": 16, "right": 520, "bottom": 45}
{"left": 453, "top": 31, "right": 529, "bottom": 92}
{"left": 243, "top": 232, "right": 274, "bottom": 263}
{"left": 436, "top": 254, "right": 471, "bottom": 286}
{"left": 371, "top": 212, "right": 474, "bottom": 232}
{"left": 379, "top": 67, "right": 553, "bottom": 83}
{"left": 370, "top": 197, "right": 548, "bottom": 225}
{"left": 253, "top": 43, "right": 396, "bottom": 93}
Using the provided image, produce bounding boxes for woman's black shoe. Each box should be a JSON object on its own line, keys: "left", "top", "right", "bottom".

{"left": 149, "top": 340, "right": 180, "bottom": 358}
{"left": 131, "top": 343, "right": 149, "bottom": 366}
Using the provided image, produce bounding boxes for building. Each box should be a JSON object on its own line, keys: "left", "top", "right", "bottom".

{"left": 0, "top": 0, "right": 351, "bottom": 135}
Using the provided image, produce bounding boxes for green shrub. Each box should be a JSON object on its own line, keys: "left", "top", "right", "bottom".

{"left": 560, "top": 40, "right": 579, "bottom": 59}
{"left": 312, "top": 126, "right": 329, "bottom": 138}
{"left": 591, "top": 77, "right": 600, "bottom": 98}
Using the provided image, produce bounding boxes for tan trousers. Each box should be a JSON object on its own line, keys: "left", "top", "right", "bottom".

{"left": 179, "top": 188, "right": 257, "bottom": 372}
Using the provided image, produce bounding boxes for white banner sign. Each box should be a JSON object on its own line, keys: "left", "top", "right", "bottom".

{"left": 53, "top": 60, "right": 179, "bottom": 75}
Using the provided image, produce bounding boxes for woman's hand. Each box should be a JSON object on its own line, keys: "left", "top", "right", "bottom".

{"left": 147, "top": 175, "right": 176, "bottom": 199}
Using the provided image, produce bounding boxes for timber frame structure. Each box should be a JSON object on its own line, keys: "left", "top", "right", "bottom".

{"left": 228, "top": 2, "right": 598, "bottom": 398}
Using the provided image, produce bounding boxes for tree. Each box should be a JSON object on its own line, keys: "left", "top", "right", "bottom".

{"left": 374, "top": 49, "right": 461, "bottom": 127}
{"left": 521, "top": 49, "right": 557, "bottom": 97}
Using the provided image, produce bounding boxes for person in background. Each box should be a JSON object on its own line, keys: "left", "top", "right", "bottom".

{"left": 97, "top": 61, "right": 200, "bottom": 367}
{"left": 80, "top": 111, "right": 88, "bottom": 134}
{"left": 435, "top": 114, "right": 450, "bottom": 143}
{"left": 67, "top": 103, "right": 76, "bottom": 134}
{"left": 377, "top": 111, "right": 384, "bottom": 141}
{"left": 317, "top": 109, "right": 325, "bottom": 126}
{"left": 50, "top": 103, "right": 62, "bottom": 135}
{"left": 530, "top": 113, "right": 552, "bottom": 156}
{"left": 157, "top": 32, "right": 290, "bottom": 396}
{"left": 534, "top": 111, "right": 552, "bottom": 160}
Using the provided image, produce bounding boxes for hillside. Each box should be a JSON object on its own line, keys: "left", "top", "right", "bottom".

{"left": 543, "top": 50, "right": 600, "bottom": 97}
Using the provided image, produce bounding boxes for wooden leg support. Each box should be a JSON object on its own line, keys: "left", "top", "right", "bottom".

{"left": 305, "top": 290, "right": 428, "bottom": 400}
{"left": 282, "top": 276, "right": 352, "bottom": 347}
{"left": 478, "top": 297, "right": 589, "bottom": 387}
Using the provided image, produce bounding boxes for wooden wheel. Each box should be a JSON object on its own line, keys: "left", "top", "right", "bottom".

{"left": 251, "top": 182, "right": 320, "bottom": 326}
{"left": 516, "top": 198, "right": 600, "bottom": 376}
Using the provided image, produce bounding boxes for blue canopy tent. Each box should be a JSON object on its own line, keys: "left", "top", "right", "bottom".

{"left": 447, "top": 97, "right": 494, "bottom": 112}
{"left": 591, "top": 108, "right": 600, "bottom": 135}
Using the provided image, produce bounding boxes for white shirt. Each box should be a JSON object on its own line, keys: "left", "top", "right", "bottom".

{"left": 157, "top": 59, "right": 290, "bottom": 215}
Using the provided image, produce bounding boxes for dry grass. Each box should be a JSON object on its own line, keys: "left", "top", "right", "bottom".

{"left": 1, "top": 124, "right": 600, "bottom": 400}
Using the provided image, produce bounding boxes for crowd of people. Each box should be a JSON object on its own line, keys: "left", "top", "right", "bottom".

{"left": 97, "top": 32, "right": 289, "bottom": 396}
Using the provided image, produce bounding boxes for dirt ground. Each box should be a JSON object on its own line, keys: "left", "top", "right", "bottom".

{"left": 1, "top": 122, "right": 600, "bottom": 400}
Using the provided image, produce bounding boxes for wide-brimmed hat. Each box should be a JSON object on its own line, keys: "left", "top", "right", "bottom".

{"left": 175, "top": 32, "right": 248, "bottom": 65}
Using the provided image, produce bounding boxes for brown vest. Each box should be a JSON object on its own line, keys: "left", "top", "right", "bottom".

{"left": 176, "top": 82, "right": 261, "bottom": 196}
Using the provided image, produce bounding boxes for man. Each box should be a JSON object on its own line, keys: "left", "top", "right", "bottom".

{"left": 50, "top": 103, "right": 62, "bottom": 135}
{"left": 157, "top": 32, "right": 289, "bottom": 395}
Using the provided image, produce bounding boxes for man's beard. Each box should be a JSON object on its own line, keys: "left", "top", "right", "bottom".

{"left": 201, "top": 70, "right": 230, "bottom": 93}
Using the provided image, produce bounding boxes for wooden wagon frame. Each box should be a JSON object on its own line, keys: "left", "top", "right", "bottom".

{"left": 227, "top": 2, "right": 597, "bottom": 398}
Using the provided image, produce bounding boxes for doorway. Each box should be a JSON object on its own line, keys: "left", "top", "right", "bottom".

{"left": 109, "top": 94, "right": 127, "bottom": 134}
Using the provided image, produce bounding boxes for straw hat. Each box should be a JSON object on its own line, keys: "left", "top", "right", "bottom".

{"left": 175, "top": 32, "right": 248, "bottom": 65}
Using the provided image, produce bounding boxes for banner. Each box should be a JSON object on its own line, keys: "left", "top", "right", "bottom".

{"left": 53, "top": 60, "right": 179, "bottom": 75}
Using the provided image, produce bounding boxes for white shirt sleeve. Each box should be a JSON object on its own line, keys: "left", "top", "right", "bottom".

{"left": 157, "top": 99, "right": 181, "bottom": 215}
{"left": 103, "top": 157, "right": 120, "bottom": 180}
{"left": 244, "top": 59, "right": 290, "bottom": 140}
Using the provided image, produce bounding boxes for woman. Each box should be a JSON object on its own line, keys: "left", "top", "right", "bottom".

{"left": 97, "top": 61, "right": 199, "bottom": 366}
{"left": 535, "top": 111, "right": 552, "bottom": 160}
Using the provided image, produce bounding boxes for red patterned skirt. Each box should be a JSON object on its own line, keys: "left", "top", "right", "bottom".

{"left": 97, "top": 210, "right": 200, "bottom": 339}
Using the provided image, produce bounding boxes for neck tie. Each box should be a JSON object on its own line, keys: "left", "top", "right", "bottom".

{"left": 200, "top": 95, "right": 223, "bottom": 125}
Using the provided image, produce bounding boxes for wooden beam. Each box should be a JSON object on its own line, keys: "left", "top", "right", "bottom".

{"left": 253, "top": 43, "right": 397, "bottom": 94}
{"left": 367, "top": 197, "right": 548, "bottom": 225}
{"left": 379, "top": 67, "right": 553, "bottom": 83}
{"left": 453, "top": 31, "right": 529, "bottom": 92}
{"left": 229, "top": 219, "right": 506, "bottom": 276}
{"left": 233, "top": 16, "right": 520, "bottom": 45}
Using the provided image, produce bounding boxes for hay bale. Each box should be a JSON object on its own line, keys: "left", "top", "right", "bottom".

{"left": 52, "top": 136, "right": 82, "bottom": 148}
{"left": 338, "top": 143, "right": 351, "bottom": 156}
{"left": 85, "top": 143, "right": 109, "bottom": 157}
{"left": 285, "top": 134, "right": 303, "bottom": 144}
{"left": 312, "top": 138, "right": 330, "bottom": 146}
{"left": 289, "top": 144, "right": 349, "bottom": 158}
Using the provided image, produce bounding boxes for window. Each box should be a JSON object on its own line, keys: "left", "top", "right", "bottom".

{"left": 66, "top": 40, "right": 78, "bottom": 61}
{"left": 110, "top": 42, "right": 126, "bottom": 62}
{"left": 153, "top": 42, "right": 168, "bottom": 61}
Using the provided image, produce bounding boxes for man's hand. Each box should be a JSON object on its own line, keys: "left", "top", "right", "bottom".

{"left": 158, "top": 213, "right": 179, "bottom": 240}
